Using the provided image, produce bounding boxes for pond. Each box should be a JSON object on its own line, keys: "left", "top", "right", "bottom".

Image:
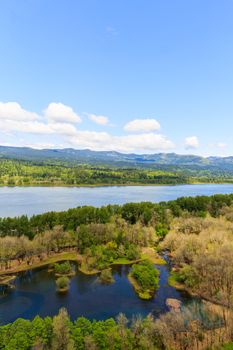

{"left": 0, "top": 184, "right": 233, "bottom": 217}
{"left": 0, "top": 261, "right": 199, "bottom": 325}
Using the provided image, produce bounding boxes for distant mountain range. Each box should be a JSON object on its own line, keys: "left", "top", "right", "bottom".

{"left": 1, "top": 145, "right": 233, "bottom": 170}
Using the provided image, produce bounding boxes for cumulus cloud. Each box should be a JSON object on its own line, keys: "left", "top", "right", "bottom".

{"left": 0, "top": 101, "right": 175, "bottom": 153}
{"left": 68, "top": 131, "right": 174, "bottom": 153}
{"left": 49, "top": 122, "right": 78, "bottom": 136}
{"left": 0, "top": 102, "right": 39, "bottom": 121}
{"left": 44, "top": 102, "right": 82, "bottom": 124}
{"left": 115, "top": 133, "right": 174, "bottom": 153}
{"left": 0, "top": 120, "right": 51, "bottom": 134}
{"left": 0, "top": 119, "right": 78, "bottom": 136}
{"left": 88, "top": 114, "right": 109, "bottom": 125}
{"left": 0, "top": 101, "right": 81, "bottom": 137}
{"left": 185, "top": 136, "right": 199, "bottom": 149}
{"left": 21, "top": 142, "right": 56, "bottom": 150}
{"left": 124, "top": 119, "right": 161, "bottom": 133}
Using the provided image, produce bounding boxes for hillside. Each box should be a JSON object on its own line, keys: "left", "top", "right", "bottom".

{"left": 0, "top": 145, "right": 233, "bottom": 170}
{"left": 0, "top": 146, "right": 233, "bottom": 186}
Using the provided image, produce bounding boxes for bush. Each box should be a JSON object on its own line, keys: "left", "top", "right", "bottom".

{"left": 54, "top": 261, "right": 72, "bottom": 275}
{"left": 99, "top": 269, "right": 115, "bottom": 284}
{"left": 56, "top": 276, "right": 70, "bottom": 292}
{"left": 177, "top": 265, "right": 199, "bottom": 288}
{"left": 131, "top": 260, "right": 159, "bottom": 290}
{"left": 125, "top": 244, "right": 140, "bottom": 260}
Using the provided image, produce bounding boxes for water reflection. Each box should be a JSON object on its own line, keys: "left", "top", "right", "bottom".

{"left": 1, "top": 184, "right": 233, "bottom": 217}
{"left": 0, "top": 262, "right": 199, "bottom": 325}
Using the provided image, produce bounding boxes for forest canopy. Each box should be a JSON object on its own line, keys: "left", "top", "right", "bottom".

{"left": 1, "top": 158, "right": 233, "bottom": 186}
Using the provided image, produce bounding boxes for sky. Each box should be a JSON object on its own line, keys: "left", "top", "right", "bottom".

{"left": 0, "top": 0, "right": 232, "bottom": 156}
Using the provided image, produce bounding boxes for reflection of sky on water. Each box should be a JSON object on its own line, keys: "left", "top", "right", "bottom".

{"left": 0, "top": 184, "right": 233, "bottom": 217}
{"left": 0, "top": 263, "right": 196, "bottom": 325}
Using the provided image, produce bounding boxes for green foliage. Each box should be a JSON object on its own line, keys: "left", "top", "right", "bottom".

{"left": 131, "top": 260, "right": 159, "bottom": 291}
{"left": 56, "top": 276, "right": 70, "bottom": 291}
{"left": 54, "top": 261, "right": 72, "bottom": 275}
{"left": 0, "top": 307, "right": 231, "bottom": 349}
{"left": 124, "top": 244, "right": 141, "bottom": 260}
{"left": 2, "top": 153, "right": 233, "bottom": 187}
{"left": 163, "top": 212, "right": 233, "bottom": 306}
{"left": 121, "top": 202, "right": 154, "bottom": 224}
{"left": 155, "top": 223, "right": 168, "bottom": 237}
{"left": 0, "top": 193, "right": 233, "bottom": 239}
{"left": 1, "top": 193, "right": 233, "bottom": 274}
{"left": 99, "top": 269, "right": 115, "bottom": 284}
{"left": 52, "top": 308, "right": 74, "bottom": 349}
{"left": 220, "top": 344, "right": 233, "bottom": 350}
{"left": 0, "top": 158, "right": 191, "bottom": 187}
{"left": 176, "top": 265, "right": 199, "bottom": 288}
{"left": 82, "top": 242, "right": 141, "bottom": 272}
{"left": 169, "top": 266, "right": 199, "bottom": 289}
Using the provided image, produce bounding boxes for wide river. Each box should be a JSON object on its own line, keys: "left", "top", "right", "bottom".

{"left": 0, "top": 184, "right": 233, "bottom": 217}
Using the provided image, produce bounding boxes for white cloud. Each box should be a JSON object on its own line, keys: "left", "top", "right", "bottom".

{"left": 22, "top": 142, "right": 56, "bottom": 150}
{"left": 0, "top": 119, "right": 78, "bottom": 136}
{"left": 0, "top": 120, "right": 52, "bottom": 134}
{"left": 116, "top": 133, "right": 174, "bottom": 153}
{"left": 88, "top": 114, "right": 109, "bottom": 125}
{"left": 124, "top": 119, "right": 161, "bottom": 133}
{"left": 0, "top": 101, "right": 82, "bottom": 138}
{"left": 44, "top": 102, "right": 82, "bottom": 124}
{"left": 0, "top": 101, "right": 175, "bottom": 154}
{"left": 49, "top": 122, "right": 78, "bottom": 136}
{"left": 185, "top": 136, "right": 199, "bottom": 149}
{"left": 0, "top": 102, "right": 39, "bottom": 121}
{"left": 68, "top": 131, "right": 174, "bottom": 153}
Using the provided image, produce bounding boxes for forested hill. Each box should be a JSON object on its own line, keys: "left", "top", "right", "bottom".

{"left": 1, "top": 145, "right": 233, "bottom": 170}
{"left": 1, "top": 157, "right": 233, "bottom": 186}
{"left": 1, "top": 146, "right": 233, "bottom": 185}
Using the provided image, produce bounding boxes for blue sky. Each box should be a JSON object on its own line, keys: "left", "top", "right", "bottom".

{"left": 0, "top": 0, "right": 232, "bottom": 155}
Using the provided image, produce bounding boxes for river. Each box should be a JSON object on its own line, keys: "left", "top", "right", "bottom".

{"left": 0, "top": 184, "right": 233, "bottom": 217}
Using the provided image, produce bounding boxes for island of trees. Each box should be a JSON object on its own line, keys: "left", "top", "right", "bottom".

{"left": 129, "top": 260, "right": 159, "bottom": 299}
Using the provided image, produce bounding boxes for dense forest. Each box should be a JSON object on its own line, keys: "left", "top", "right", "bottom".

{"left": 0, "top": 192, "right": 232, "bottom": 239}
{"left": 0, "top": 306, "right": 233, "bottom": 350}
{"left": 1, "top": 194, "right": 233, "bottom": 349}
{"left": 0, "top": 159, "right": 188, "bottom": 185}
{"left": 1, "top": 158, "right": 233, "bottom": 186}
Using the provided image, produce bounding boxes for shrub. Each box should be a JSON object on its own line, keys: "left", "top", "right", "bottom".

{"left": 131, "top": 260, "right": 159, "bottom": 290}
{"left": 54, "top": 261, "right": 72, "bottom": 275}
{"left": 56, "top": 276, "right": 70, "bottom": 292}
{"left": 99, "top": 269, "right": 115, "bottom": 284}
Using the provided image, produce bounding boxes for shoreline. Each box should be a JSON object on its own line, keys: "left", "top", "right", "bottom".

{"left": 0, "top": 248, "right": 166, "bottom": 277}
{"left": 128, "top": 272, "right": 155, "bottom": 300}
{"left": 1, "top": 182, "right": 233, "bottom": 188}
{"left": 0, "top": 252, "right": 82, "bottom": 277}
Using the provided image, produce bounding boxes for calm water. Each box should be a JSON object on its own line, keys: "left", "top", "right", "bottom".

{"left": 0, "top": 184, "right": 233, "bottom": 217}
{"left": 0, "top": 263, "right": 195, "bottom": 324}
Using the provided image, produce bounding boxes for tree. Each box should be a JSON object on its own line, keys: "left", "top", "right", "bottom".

{"left": 56, "top": 276, "right": 70, "bottom": 292}
{"left": 51, "top": 308, "right": 74, "bottom": 350}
